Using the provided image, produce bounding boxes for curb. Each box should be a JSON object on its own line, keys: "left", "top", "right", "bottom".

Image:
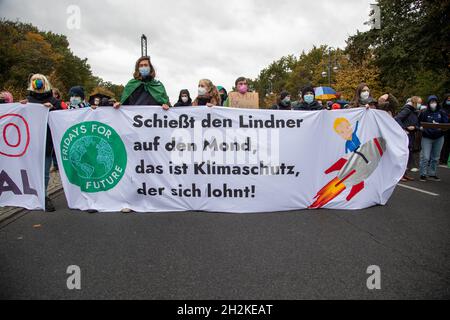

{"left": 0, "top": 171, "right": 63, "bottom": 226}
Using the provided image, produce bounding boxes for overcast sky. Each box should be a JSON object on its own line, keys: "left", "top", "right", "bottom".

{"left": 0, "top": 0, "right": 372, "bottom": 102}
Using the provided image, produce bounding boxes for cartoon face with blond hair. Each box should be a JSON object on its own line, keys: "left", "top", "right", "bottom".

{"left": 334, "top": 118, "right": 361, "bottom": 154}
{"left": 334, "top": 118, "right": 353, "bottom": 141}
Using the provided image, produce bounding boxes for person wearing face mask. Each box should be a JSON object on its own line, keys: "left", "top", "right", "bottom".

{"left": 271, "top": 91, "right": 292, "bottom": 110}
{"left": 114, "top": 56, "right": 170, "bottom": 111}
{"left": 67, "top": 86, "right": 91, "bottom": 109}
{"left": 115, "top": 56, "right": 171, "bottom": 214}
{"left": 350, "top": 83, "right": 372, "bottom": 108}
{"left": 217, "top": 86, "right": 228, "bottom": 106}
{"left": 291, "top": 90, "right": 304, "bottom": 110}
{"left": 223, "top": 77, "right": 258, "bottom": 108}
{"left": 293, "top": 86, "right": 322, "bottom": 111}
{"left": 174, "top": 89, "right": 192, "bottom": 107}
{"left": 418, "top": 96, "right": 449, "bottom": 181}
{"left": 192, "top": 79, "right": 221, "bottom": 107}
{"left": 20, "top": 74, "right": 62, "bottom": 212}
{"left": 93, "top": 97, "right": 101, "bottom": 108}
{"left": 395, "top": 96, "right": 423, "bottom": 182}
{"left": 439, "top": 93, "right": 450, "bottom": 165}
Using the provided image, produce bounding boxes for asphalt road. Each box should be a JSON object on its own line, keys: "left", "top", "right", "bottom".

{"left": 1, "top": 167, "right": 449, "bottom": 300}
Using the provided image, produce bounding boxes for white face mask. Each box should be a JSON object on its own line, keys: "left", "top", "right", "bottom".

{"left": 198, "top": 87, "right": 207, "bottom": 96}
{"left": 430, "top": 102, "right": 438, "bottom": 110}
{"left": 360, "top": 91, "right": 370, "bottom": 100}
{"left": 181, "top": 96, "right": 189, "bottom": 103}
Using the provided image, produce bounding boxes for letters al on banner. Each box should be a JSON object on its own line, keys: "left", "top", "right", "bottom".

{"left": 49, "top": 106, "right": 408, "bottom": 213}
{"left": 0, "top": 103, "right": 48, "bottom": 210}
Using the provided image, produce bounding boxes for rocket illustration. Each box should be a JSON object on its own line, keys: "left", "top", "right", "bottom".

{"left": 310, "top": 137, "right": 387, "bottom": 209}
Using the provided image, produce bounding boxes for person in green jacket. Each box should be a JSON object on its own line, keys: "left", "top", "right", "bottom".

{"left": 114, "top": 56, "right": 170, "bottom": 110}
{"left": 113, "top": 56, "right": 170, "bottom": 213}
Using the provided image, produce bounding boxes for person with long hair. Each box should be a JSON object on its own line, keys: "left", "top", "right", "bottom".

{"left": 20, "top": 74, "right": 62, "bottom": 211}
{"left": 192, "top": 79, "right": 221, "bottom": 107}
{"left": 349, "top": 83, "right": 373, "bottom": 108}
{"left": 114, "top": 56, "right": 170, "bottom": 110}
{"left": 174, "top": 89, "right": 192, "bottom": 107}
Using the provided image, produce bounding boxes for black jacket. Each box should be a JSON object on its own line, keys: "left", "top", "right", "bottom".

{"left": 27, "top": 90, "right": 62, "bottom": 156}
{"left": 174, "top": 89, "right": 192, "bottom": 107}
{"left": 174, "top": 101, "right": 191, "bottom": 107}
{"left": 271, "top": 103, "right": 292, "bottom": 110}
{"left": 442, "top": 93, "right": 450, "bottom": 116}
{"left": 123, "top": 84, "right": 160, "bottom": 106}
{"left": 395, "top": 104, "right": 420, "bottom": 132}
{"left": 293, "top": 101, "right": 323, "bottom": 111}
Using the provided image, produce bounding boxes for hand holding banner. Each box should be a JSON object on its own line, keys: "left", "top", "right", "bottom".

{"left": 0, "top": 103, "right": 49, "bottom": 210}
{"left": 49, "top": 106, "right": 408, "bottom": 213}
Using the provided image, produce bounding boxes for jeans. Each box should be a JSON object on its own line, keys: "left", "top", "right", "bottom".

{"left": 420, "top": 136, "right": 445, "bottom": 177}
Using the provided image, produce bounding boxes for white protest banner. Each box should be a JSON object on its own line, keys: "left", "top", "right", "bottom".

{"left": 0, "top": 103, "right": 49, "bottom": 210}
{"left": 49, "top": 106, "right": 408, "bottom": 213}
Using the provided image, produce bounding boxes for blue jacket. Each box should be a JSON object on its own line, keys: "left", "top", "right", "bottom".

{"left": 419, "top": 96, "right": 449, "bottom": 140}
{"left": 345, "top": 121, "right": 361, "bottom": 153}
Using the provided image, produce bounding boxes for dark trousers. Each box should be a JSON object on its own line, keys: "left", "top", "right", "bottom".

{"left": 407, "top": 133, "right": 415, "bottom": 169}
{"left": 440, "top": 131, "right": 450, "bottom": 164}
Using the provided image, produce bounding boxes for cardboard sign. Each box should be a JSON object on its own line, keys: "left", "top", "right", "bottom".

{"left": 228, "top": 92, "right": 259, "bottom": 109}
{"left": 421, "top": 123, "right": 450, "bottom": 131}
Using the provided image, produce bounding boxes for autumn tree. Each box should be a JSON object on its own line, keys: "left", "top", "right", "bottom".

{"left": 0, "top": 20, "right": 121, "bottom": 101}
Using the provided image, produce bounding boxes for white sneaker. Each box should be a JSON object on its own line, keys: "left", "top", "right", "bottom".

{"left": 410, "top": 168, "right": 419, "bottom": 172}
{"left": 121, "top": 208, "right": 132, "bottom": 213}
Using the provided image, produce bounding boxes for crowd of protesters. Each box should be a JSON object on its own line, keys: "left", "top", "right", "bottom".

{"left": 1, "top": 55, "right": 449, "bottom": 211}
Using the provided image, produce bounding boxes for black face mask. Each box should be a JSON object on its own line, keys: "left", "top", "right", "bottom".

{"left": 220, "top": 94, "right": 227, "bottom": 103}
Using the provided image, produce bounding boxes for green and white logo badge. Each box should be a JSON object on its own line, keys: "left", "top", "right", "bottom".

{"left": 60, "top": 121, "right": 127, "bottom": 193}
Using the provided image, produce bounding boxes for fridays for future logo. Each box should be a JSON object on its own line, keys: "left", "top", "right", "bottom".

{"left": 60, "top": 121, "right": 127, "bottom": 193}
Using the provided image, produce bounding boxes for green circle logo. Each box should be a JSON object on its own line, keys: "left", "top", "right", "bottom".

{"left": 60, "top": 121, "right": 127, "bottom": 193}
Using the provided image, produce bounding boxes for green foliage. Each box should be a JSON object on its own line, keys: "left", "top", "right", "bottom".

{"left": 252, "top": 0, "right": 449, "bottom": 107}
{"left": 0, "top": 19, "right": 121, "bottom": 101}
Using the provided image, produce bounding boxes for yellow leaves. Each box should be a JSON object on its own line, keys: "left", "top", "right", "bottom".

{"left": 334, "top": 52, "right": 383, "bottom": 101}
{"left": 89, "top": 86, "right": 115, "bottom": 99}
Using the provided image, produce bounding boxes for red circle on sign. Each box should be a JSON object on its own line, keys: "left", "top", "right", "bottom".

{"left": 3, "top": 123, "right": 21, "bottom": 148}
{"left": 0, "top": 113, "right": 30, "bottom": 157}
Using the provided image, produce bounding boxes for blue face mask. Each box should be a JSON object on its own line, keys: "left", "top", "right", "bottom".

{"left": 139, "top": 66, "right": 151, "bottom": 77}
{"left": 70, "top": 96, "right": 82, "bottom": 106}
{"left": 446, "top": 100, "right": 450, "bottom": 106}
{"left": 304, "top": 94, "right": 314, "bottom": 104}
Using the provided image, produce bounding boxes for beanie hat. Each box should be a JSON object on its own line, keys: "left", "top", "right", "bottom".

{"left": 301, "top": 86, "right": 315, "bottom": 98}
{"left": 427, "top": 95, "right": 439, "bottom": 105}
{"left": 69, "top": 86, "right": 85, "bottom": 100}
